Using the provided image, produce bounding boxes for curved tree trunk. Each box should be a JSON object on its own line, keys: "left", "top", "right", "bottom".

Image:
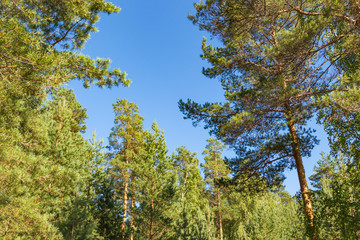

{"left": 286, "top": 109, "right": 317, "bottom": 239}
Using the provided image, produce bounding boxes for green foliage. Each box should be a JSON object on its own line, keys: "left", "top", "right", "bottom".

{"left": 310, "top": 154, "right": 360, "bottom": 239}
{"left": 202, "top": 138, "right": 230, "bottom": 190}
{"left": 170, "top": 146, "right": 216, "bottom": 240}
{"left": 0, "top": 0, "right": 128, "bottom": 237}
{"left": 41, "top": 88, "right": 105, "bottom": 239}
{"left": 235, "top": 191, "right": 305, "bottom": 240}
{"left": 108, "top": 99, "right": 145, "bottom": 238}
{"left": 318, "top": 107, "right": 360, "bottom": 160}
{"left": 0, "top": 86, "right": 106, "bottom": 238}
{"left": 40, "top": 87, "right": 89, "bottom": 204}
{"left": 109, "top": 99, "right": 144, "bottom": 160}
{"left": 314, "top": 86, "right": 360, "bottom": 238}
{"left": 93, "top": 174, "right": 123, "bottom": 239}
{"left": 0, "top": 151, "right": 62, "bottom": 239}
{"left": 134, "top": 122, "right": 176, "bottom": 240}
{"left": 2, "top": 0, "right": 359, "bottom": 238}
{"left": 180, "top": 0, "right": 326, "bottom": 190}
{"left": 201, "top": 138, "right": 230, "bottom": 239}
{"left": 0, "top": 0, "right": 129, "bottom": 90}
{"left": 179, "top": 1, "right": 360, "bottom": 235}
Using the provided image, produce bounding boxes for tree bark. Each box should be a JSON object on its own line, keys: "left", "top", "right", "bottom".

{"left": 121, "top": 180, "right": 128, "bottom": 239}
{"left": 122, "top": 143, "right": 130, "bottom": 240}
{"left": 281, "top": 69, "right": 316, "bottom": 238}
{"left": 130, "top": 196, "right": 135, "bottom": 240}
{"left": 286, "top": 110, "right": 317, "bottom": 239}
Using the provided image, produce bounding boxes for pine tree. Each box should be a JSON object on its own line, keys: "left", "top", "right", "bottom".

{"left": 108, "top": 99, "right": 144, "bottom": 239}
{"left": 178, "top": 1, "right": 340, "bottom": 236}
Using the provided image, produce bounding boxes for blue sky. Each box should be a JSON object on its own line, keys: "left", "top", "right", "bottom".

{"left": 68, "top": 0, "right": 330, "bottom": 195}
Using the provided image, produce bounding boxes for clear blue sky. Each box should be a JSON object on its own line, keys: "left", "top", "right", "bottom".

{"left": 68, "top": 0, "right": 329, "bottom": 195}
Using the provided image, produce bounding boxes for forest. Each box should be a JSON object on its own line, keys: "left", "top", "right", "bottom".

{"left": 0, "top": 0, "right": 359, "bottom": 239}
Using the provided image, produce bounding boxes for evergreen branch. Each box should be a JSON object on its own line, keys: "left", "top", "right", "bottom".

{"left": 51, "top": 20, "right": 82, "bottom": 48}
{"left": 289, "top": 4, "right": 357, "bottom": 26}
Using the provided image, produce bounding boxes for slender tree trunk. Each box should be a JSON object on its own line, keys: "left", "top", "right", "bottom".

{"left": 286, "top": 109, "right": 316, "bottom": 239}
{"left": 130, "top": 196, "right": 135, "bottom": 240}
{"left": 122, "top": 144, "right": 130, "bottom": 239}
{"left": 122, "top": 180, "right": 129, "bottom": 238}
{"left": 130, "top": 171, "right": 135, "bottom": 240}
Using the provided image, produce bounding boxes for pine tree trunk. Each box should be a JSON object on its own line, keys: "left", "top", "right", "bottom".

{"left": 282, "top": 71, "right": 316, "bottom": 238}
{"left": 122, "top": 145, "right": 130, "bottom": 239}
{"left": 122, "top": 180, "right": 128, "bottom": 238}
{"left": 130, "top": 196, "right": 135, "bottom": 240}
{"left": 130, "top": 171, "right": 135, "bottom": 240}
{"left": 286, "top": 111, "right": 316, "bottom": 239}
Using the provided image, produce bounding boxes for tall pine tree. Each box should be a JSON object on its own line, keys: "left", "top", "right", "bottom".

{"left": 108, "top": 99, "right": 144, "bottom": 239}
{"left": 178, "top": 1, "right": 340, "bottom": 236}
